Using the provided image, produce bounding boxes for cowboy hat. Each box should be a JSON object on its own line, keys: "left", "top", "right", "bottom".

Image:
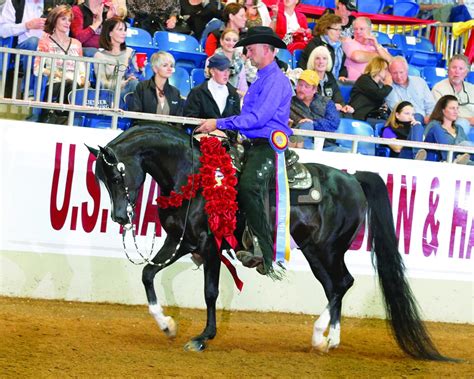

{"left": 234, "top": 26, "right": 287, "bottom": 49}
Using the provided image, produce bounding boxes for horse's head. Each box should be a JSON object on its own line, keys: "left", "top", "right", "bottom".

{"left": 87, "top": 144, "right": 145, "bottom": 227}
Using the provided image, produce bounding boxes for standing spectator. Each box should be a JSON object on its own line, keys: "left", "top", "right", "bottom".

{"left": 204, "top": 3, "right": 246, "bottom": 56}
{"left": 290, "top": 69, "right": 340, "bottom": 149}
{"left": 386, "top": 56, "right": 435, "bottom": 125}
{"left": 273, "top": 0, "right": 310, "bottom": 53}
{"left": 424, "top": 95, "right": 472, "bottom": 164}
{"left": 349, "top": 56, "right": 392, "bottom": 122}
{"left": 432, "top": 54, "right": 474, "bottom": 135}
{"left": 184, "top": 54, "right": 240, "bottom": 119}
{"left": 342, "top": 17, "right": 392, "bottom": 82}
{"left": 34, "top": 5, "right": 86, "bottom": 123}
{"left": 180, "top": 0, "right": 221, "bottom": 40}
{"left": 131, "top": 51, "right": 184, "bottom": 116}
{"left": 382, "top": 101, "right": 426, "bottom": 160}
{"left": 307, "top": 45, "right": 353, "bottom": 115}
{"left": 70, "top": 0, "right": 119, "bottom": 57}
{"left": 322, "top": 0, "right": 357, "bottom": 40}
{"left": 298, "top": 13, "right": 347, "bottom": 81}
{"left": 94, "top": 17, "right": 140, "bottom": 101}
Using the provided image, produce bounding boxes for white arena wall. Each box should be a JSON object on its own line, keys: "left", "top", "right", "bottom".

{"left": 0, "top": 120, "right": 472, "bottom": 324}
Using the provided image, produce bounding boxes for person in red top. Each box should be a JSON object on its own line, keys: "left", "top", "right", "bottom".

{"left": 273, "top": 0, "right": 309, "bottom": 53}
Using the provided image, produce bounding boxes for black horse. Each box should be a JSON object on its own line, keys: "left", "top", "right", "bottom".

{"left": 88, "top": 123, "right": 450, "bottom": 360}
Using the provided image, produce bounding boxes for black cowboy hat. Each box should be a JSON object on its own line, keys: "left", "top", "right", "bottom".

{"left": 234, "top": 26, "right": 287, "bottom": 49}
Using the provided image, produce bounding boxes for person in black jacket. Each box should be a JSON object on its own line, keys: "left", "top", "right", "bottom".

{"left": 298, "top": 13, "right": 348, "bottom": 82}
{"left": 349, "top": 56, "right": 392, "bottom": 122}
{"left": 184, "top": 54, "right": 240, "bottom": 119}
{"left": 131, "top": 51, "right": 184, "bottom": 118}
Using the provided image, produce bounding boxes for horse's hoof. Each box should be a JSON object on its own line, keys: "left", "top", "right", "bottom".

{"left": 162, "top": 316, "right": 177, "bottom": 338}
{"left": 311, "top": 336, "right": 329, "bottom": 353}
{"left": 184, "top": 340, "right": 206, "bottom": 352}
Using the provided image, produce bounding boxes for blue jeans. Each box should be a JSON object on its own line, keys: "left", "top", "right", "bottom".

{"left": 82, "top": 47, "right": 98, "bottom": 58}
{"left": 17, "top": 37, "right": 39, "bottom": 93}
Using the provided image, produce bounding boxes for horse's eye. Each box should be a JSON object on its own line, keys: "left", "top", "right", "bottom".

{"left": 112, "top": 177, "right": 121, "bottom": 185}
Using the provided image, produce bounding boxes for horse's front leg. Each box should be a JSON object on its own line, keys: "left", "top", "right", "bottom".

{"left": 142, "top": 237, "right": 182, "bottom": 338}
{"left": 184, "top": 247, "right": 221, "bottom": 352}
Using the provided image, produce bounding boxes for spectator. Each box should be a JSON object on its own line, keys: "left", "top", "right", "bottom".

{"left": 34, "top": 5, "right": 86, "bottom": 123}
{"left": 307, "top": 45, "right": 353, "bottom": 115}
{"left": 432, "top": 54, "right": 474, "bottom": 135}
{"left": 184, "top": 54, "right": 240, "bottom": 119}
{"left": 127, "top": 0, "right": 189, "bottom": 36}
{"left": 425, "top": 94, "right": 472, "bottom": 164}
{"left": 416, "top": 0, "right": 457, "bottom": 21}
{"left": 214, "top": 28, "right": 248, "bottom": 95}
{"left": 243, "top": 0, "right": 273, "bottom": 28}
{"left": 180, "top": 0, "right": 222, "bottom": 40}
{"left": 205, "top": 3, "right": 246, "bottom": 56}
{"left": 298, "top": 13, "right": 347, "bottom": 82}
{"left": 382, "top": 101, "right": 426, "bottom": 160}
{"left": 71, "top": 0, "right": 119, "bottom": 57}
{"left": 349, "top": 56, "right": 392, "bottom": 122}
{"left": 131, "top": 51, "right": 184, "bottom": 116}
{"left": 273, "top": 0, "right": 309, "bottom": 53}
{"left": 322, "top": 0, "right": 357, "bottom": 40}
{"left": 385, "top": 56, "right": 435, "bottom": 125}
{"left": 289, "top": 69, "right": 340, "bottom": 149}
{"left": 94, "top": 17, "right": 141, "bottom": 101}
{"left": 342, "top": 17, "right": 392, "bottom": 82}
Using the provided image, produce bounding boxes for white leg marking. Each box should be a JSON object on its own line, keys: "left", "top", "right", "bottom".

{"left": 328, "top": 322, "right": 340, "bottom": 349}
{"left": 149, "top": 303, "right": 169, "bottom": 330}
{"left": 312, "top": 306, "right": 330, "bottom": 348}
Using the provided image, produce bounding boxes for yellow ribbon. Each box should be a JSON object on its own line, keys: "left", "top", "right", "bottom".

{"left": 452, "top": 20, "right": 474, "bottom": 38}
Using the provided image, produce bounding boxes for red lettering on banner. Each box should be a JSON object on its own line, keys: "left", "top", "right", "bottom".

{"left": 467, "top": 218, "right": 473, "bottom": 260}
{"left": 449, "top": 180, "right": 471, "bottom": 259}
{"left": 422, "top": 177, "right": 440, "bottom": 257}
{"left": 140, "top": 180, "right": 161, "bottom": 236}
{"left": 386, "top": 173, "right": 394, "bottom": 206}
{"left": 81, "top": 153, "right": 101, "bottom": 232}
{"left": 395, "top": 176, "right": 416, "bottom": 255}
{"left": 50, "top": 143, "right": 75, "bottom": 230}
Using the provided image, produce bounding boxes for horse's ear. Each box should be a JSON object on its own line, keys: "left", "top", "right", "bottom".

{"left": 99, "top": 145, "right": 117, "bottom": 163}
{"left": 85, "top": 144, "right": 99, "bottom": 157}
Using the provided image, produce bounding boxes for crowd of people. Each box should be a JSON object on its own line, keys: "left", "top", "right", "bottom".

{"left": 0, "top": 0, "right": 473, "bottom": 163}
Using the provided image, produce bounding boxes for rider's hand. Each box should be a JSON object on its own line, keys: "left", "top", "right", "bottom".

{"left": 196, "top": 119, "right": 217, "bottom": 133}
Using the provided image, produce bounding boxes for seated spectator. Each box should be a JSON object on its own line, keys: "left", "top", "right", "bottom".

{"left": 273, "top": 0, "right": 310, "bottom": 53}
{"left": 289, "top": 70, "right": 340, "bottom": 149}
{"left": 184, "top": 54, "right": 240, "bottom": 119}
{"left": 342, "top": 17, "right": 392, "bottom": 82}
{"left": 34, "top": 5, "right": 86, "bottom": 123}
{"left": 322, "top": 0, "right": 356, "bottom": 40}
{"left": 71, "top": 0, "right": 119, "bottom": 57}
{"left": 243, "top": 0, "right": 273, "bottom": 28}
{"left": 425, "top": 95, "right": 473, "bottom": 164}
{"left": 307, "top": 45, "right": 353, "bottom": 115}
{"left": 432, "top": 54, "right": 474, "bottom": 135}
{"left": 180, "top": 0, "right": 222, "bottom": 40}
{"left": 205, "top": 3, "right": 246, "bottom": 56}
{"left": 94, "top": 17, "right": 141, "bottom": 101}
{"left": 214, "top": 28, "right": 248, "bottom": 95}
{"left": 385, "top": 56, "right": 435, "bottom": 125}
{"left": 298, "top": 13, "right": 348, "bottom": 82}
{"left": 349, "top": 56, "right": 392, "bottom": 122}
{"left": 128, "top": 0, "right": 189, "bottom": 36}
{"left": 382, "top": 101, "right": 426, "bottom": 160}
{"left": 131, "top": 51, "right": 184, "bottom": 116}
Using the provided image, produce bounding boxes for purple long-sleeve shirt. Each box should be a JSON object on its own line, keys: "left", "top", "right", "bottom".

{"left": 216, "top": 61, "right": 293, "bottom": 139}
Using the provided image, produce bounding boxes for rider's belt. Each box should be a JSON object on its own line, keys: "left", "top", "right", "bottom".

{"left": 242, "top": 138, "right": 268, "bottom": 148}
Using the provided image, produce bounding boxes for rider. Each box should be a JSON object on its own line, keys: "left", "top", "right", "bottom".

{"left": 196, "top": 26, "right": 293, "bottom": 276}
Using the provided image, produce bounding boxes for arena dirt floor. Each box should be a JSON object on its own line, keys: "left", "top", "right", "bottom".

{"left": 1, "top": 297, "right": 472, "bottom": 377}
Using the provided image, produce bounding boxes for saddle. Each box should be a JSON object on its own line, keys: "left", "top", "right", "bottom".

{"left": 228, "top": 144, "right": 322, "bottom": 204}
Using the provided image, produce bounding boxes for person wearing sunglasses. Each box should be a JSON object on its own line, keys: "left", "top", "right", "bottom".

{"left": 432, "top": 54, "right": 474, "bottom": 135}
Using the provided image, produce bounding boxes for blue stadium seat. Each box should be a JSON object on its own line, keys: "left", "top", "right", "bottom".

{"left": 469, "top": 128, "right": 474, "bottom": 143}
{"left": 190, "top": 68, "right": 206, "bottom": 88}
{"left": 467, "top": 71, "right": 474, "bottom": 84}
{"left": 126, "top": 27, "right": 158, "bottom": 59}
{"left": 339, "top": 84, "right": 353, "bottom": 104}
{"left": 293, "top": 49, "right": 303, "bottom": 69}
{"left": 276, "top": 48, "right": 293, "bottom": 69}
{"left": 336, "top": 119, "right": 375, "bottom": 155}
{"left": 200, "top": 18, "right": 224, "bottom": 50}
{"left": 357, "top": 0, "right": 384, "bottom": 14}
{"left": 169, "top": 66, "right": 191, "bottom": 97}
{"left": 422, "top": 66, "right": 447, "bottom": 89}
{"left": 374, "top": 122, "right": 391, "bottom": 157}
{"left": 325, "top": 0, "right": 336, "bottom": 7}
{"left": 392, "top": 0, "right": 420, "bottom": 17}
{"left": 392, "top": 34, "right": 442, "bottom": 68}
{"left": 154, "top": 31, "right": 207, "bottom": 73}
{"left": 0, "top": 36, "right": 14, "bottom": 70}
{"left": 300, "top": 0, "right": 325, "bottom": 5}
{"left": 373, "top": 31, "right": 403, "bottom": 56}
{"left": 407, "top": 64, "right": 421, "bottom": 77}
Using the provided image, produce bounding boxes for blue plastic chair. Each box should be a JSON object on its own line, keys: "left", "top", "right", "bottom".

{"left": 300, "top": 0, "right": 325, "bottom": 5}
{"left": 126, "top": 27, "right": 158, "bottom": 59}
{"left": 154, "top": 31, "right": 207, "bottom": 73}
{"left": 293, "top": 49, "right": 303, "bottom": 69}
{"left": 373, "top": 31, "right": 404, "bottom": 57}
{"left": 468, "top": 127, "right": 474, "bottom": 143}
{"left": 199, "top": 18, "right": 224, "bottom": 50}
{"left": 339, "top": 84, "right": 353, "bottom": 104}
{"left": 276, "top": 49, "right": 293, "bottom": 69}
{"left": 336, "top": 119, "right": 375, "bottom": 155}
{"left": 0, "top": 36, "right": 14, "bottom": 70}
{"left": 169, "top": 66, "right": 191, "bottom": 97}
{"left": 468, "top": 71, "right": 474, "bottom": 85}
{"left": 407, "top": 64, "right": 421, "bottom": 77}
{"left": 325, "top": 0, "right": 336, "bottom": 7}
{"left": 392, "top": 0, "right": 420, "bottom": 17}
{"left": 190, "top": 68, "right": 206, "bottom": 88}
{"left": 357, "top": 0, "right": 384, "bottom": 14}
{"left": 422, "top": 66, "right": 447, "bottom": 89}
{"left": 374, "top": 122, "right": 391, "bottom": 157}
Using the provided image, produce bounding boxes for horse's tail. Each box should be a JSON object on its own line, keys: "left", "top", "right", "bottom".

{"left": 354, "top": 171, "right": 455, "bottom": 362}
